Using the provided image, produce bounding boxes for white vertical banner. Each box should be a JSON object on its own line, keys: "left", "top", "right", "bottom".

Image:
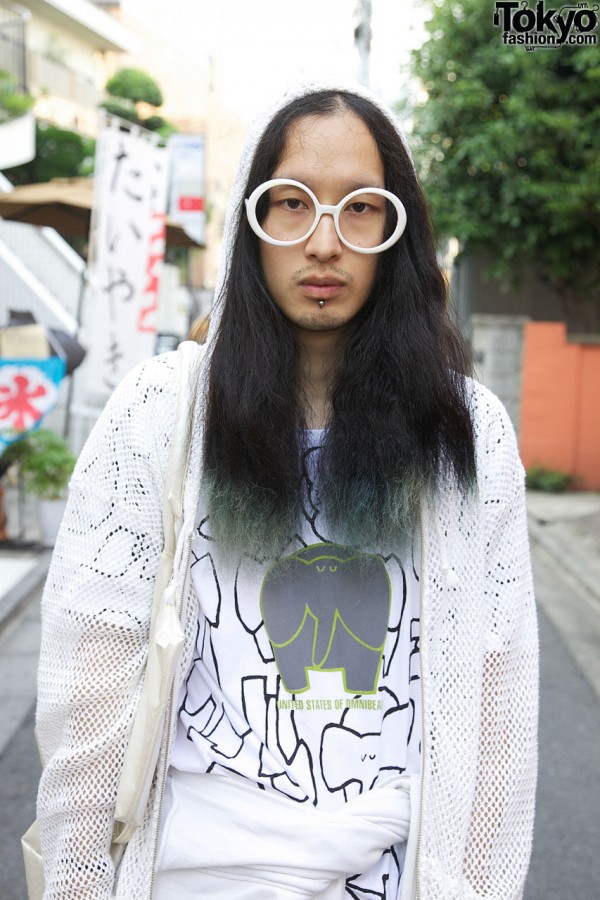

{"left": 86, "top": 123, "right": 169, "bottom": 398}
{"left": 139, "top": 146, "right": 169, "bottom": 336}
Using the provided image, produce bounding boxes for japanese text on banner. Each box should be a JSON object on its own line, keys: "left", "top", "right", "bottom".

{"left": 86, "top": 126, "right": 168, "bottom": 397}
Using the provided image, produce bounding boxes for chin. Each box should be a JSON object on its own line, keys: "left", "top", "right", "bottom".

{"left": 292, "top": 311, "right": 352, "bottom": 333}
{"left": 299, "top": 319, "right": 348, "bottom": 334}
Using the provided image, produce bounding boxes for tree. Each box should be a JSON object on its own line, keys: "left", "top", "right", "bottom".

{"left": 105, "top": 68, "right": 163, "bottom": 108}
{"left": 101, "top": 67, "right": 175, "bottom": 138}
{"left": 5, "top": 122, "right": 95, "bottom": 185}
{"left": 409, "top": 0, "right": 600, "bottom": 332}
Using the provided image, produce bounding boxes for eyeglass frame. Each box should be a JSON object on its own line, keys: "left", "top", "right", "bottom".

{"left": 244, "top": 178, "right": 408, "bottom": 255}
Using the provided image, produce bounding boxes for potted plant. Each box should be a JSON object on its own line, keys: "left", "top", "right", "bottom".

{"left": 14, "top": 429, "right": 76, "bottom": 546}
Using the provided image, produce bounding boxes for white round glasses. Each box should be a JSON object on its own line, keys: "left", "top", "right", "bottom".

{"left": 245, "top": 178, "right": 407, "bottom": 255}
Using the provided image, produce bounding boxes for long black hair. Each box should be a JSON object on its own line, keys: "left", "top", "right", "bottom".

{"left": 204, "top": 89, "right": 475, "bottom": 559}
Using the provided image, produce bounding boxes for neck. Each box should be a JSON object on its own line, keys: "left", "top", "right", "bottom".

{"left": 295, "top": 329, "right": 345, "bottom": 429}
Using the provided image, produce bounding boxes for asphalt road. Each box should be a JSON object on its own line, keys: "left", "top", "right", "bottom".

{"left": 0, "top": 704, "right": 40, "bottom": 900}
{"left": 0, "top": 602, "right": 598, "bottom": 899}
{"left": 526, "top": 606, "right": 600, "bottom": 899}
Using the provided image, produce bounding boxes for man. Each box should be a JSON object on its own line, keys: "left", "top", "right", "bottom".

{"left": 35, "top": 84, "right": 538, "bottom": 899}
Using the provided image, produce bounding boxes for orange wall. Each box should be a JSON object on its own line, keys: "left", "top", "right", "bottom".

{"left": 520, "top": 322, "right": 600, "bottom": 490}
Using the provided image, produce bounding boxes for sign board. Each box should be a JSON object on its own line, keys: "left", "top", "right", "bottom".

{"left": 168, "top": 133, "right": 206, "bottom": 246}
{"left": 0, "top": 357, "right": 66, "bottom": 448}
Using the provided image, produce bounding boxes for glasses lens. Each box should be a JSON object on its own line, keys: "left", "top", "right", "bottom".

{"left": 338, "top": 192, "right": 399, "bottom": 250}
{"left": 257, "top": 183, "right": 316, "bottom": 243}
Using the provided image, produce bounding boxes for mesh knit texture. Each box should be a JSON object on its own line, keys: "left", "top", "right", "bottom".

{"left": 36, "top": 349, "right": 538, "bottom": 899}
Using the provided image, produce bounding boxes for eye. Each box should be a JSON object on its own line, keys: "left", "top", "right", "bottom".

{"left": 342, "top": 193, "right": 387, "bottom": 217}
{"left": 347, "top": 201, "right": 371, "bottom": 214}
{"left": 329, "top": 565, "right": 337, "bottom": 573}
{"left": 281, "top": 197, "right": 308, "bottom": 211}
{"left": 316, "top": 565, "right": 325, "bottom": 573}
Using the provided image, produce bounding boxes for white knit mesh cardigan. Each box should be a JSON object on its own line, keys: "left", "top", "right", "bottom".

{"left": 35, "top": 83, "right": 538, "bottom": 899}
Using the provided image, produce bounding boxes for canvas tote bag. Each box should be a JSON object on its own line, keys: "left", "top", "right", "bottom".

{"left": 22, "top": 341, "right": 203, "bottom": 899}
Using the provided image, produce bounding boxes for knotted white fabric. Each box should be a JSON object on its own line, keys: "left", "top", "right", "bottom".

{"left": 155, "top": 769, "right": 420, "bottom": 900}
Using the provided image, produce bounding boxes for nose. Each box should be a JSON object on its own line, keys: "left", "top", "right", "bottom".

{"left": 304, "top": 212, "right": 343, "bottom": 261}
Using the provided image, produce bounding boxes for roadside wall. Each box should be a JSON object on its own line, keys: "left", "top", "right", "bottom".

{"left": 470, "top": 314, "right": 527, "bottom": 436}
{"left": 519, "top": 322, "right": 600, "bottom": 490}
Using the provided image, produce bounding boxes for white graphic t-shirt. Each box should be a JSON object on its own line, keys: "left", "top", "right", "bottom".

{"left": 169, "top": 432, "right": 422, "bottom": 897}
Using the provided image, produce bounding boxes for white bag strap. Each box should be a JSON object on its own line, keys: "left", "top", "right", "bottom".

{"left": 113, "top": 341, "right": 204, "bottom": 841}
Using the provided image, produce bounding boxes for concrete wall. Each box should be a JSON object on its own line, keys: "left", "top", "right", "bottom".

{"left": 470, "top": 314, "right": 528, "bottom": 435}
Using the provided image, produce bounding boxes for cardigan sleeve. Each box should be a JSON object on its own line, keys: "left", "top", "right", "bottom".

{"left": 464, "top": 394, "right": 539, "bottom": 899}
{"left": 35, "top": 354, "right": 178, "bottom": 898}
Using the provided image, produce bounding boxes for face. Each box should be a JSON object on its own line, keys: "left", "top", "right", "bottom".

{"left": 258, "top": 110, "right": 384, "bottom": 339}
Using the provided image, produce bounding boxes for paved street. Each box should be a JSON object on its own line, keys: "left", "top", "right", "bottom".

{"left": 0, "top": 588, "right": 41, "bottom": 900}
{"left": 526, "top": 602, "right": 600, "bottom": 898}
{"left": 0, "top": 706, "right": 40, "bottom": 900}
{"left": 0, "top": 540, "right": 599, "bottom": 899}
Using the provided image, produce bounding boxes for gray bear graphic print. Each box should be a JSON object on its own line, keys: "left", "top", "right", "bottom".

{"left": 260, "top": 543, "right": 391, "bottom": 694}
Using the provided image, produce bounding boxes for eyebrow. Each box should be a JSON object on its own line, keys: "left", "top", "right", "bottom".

{"left": 273, "top": 174, "right": 386, "bottom": 193}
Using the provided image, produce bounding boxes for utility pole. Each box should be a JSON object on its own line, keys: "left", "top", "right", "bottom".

{"left": 354, "top": 0, "right": 372, "bottom": 87}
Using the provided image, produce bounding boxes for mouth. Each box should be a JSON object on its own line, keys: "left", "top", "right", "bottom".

{"left": 298, "top": 277, "right": 346, "bottom": 300}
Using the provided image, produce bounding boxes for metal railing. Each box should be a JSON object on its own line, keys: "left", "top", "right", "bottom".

{"left": 0, "top": 2, "right": 30, "bottom": 92}
{"left": 27, "top": 48, "right": 100, "bottom": 108}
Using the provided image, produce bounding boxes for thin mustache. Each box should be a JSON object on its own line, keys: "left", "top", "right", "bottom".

{"left": 291, "top": 265, "right": 353, "bottom": 285}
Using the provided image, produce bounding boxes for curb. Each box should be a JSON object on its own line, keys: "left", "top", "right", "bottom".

{"left": 527, "top": 514, "right": 600, "bottom": 612}
{"left": 0, "top": 550, "right": 51, "bottom": 634}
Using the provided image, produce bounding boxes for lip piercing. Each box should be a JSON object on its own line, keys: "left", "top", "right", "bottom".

{"left": 318, "top": 300, "right": 325, "bottom": 308}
